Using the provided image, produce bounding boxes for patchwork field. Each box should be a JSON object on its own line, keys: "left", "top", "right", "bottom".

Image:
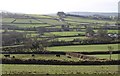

{"left": 1, "top": 12, "right": 119, "bottom": 76}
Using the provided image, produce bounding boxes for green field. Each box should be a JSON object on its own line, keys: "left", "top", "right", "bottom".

{"left": 2, "top": 30, "right": 36, "bottom": 33}
{"left": 64, "top": 16, "right": 115, "bottom": 24}
{"left": 44, "top": 31, "right": 85, "bottom": 36}
{"left": 14, "top": 19, "right": 42, "bottom": 23}
{"left": 108, "top": 30, "right": 119, "bottom": 33}
{"left": 38, "top": 19, "right": 65, "bottom": 25}
{"left": 2, "top": 64, "right": 119, "bottom": 74}
{"left": 9, "top": 24, "right": 51, "bottom": 28}
{"left": 2, "top": 14, "right": 116, "bottom": 25}
{"left": 94, "top": 30, "right": 119, "bottom": 34}
{"left": 1, "top": 54, "right": 119, "bottom": 61}
{"left": 48, "top": 44, "right": 119, "bottom": 52}
{"left": 27, "top": 14, "right": 53, "bottom": 18}
{"left": 89, "top": 54, "right": 119, "bottom": 60}
{"left": 2, "top": 18, "right": 15, "bottom": 23}
{"left": 57, "top": 36, "right": 87, "bottom": 41}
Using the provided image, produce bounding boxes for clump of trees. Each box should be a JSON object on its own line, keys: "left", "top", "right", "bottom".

{"left": 85, "top": 26, "right": 95, "bottom": 37}
{"left": 25, "top": 38, "right": 48, "bottom": 52}
{"left": 57, "top": 12, "right": 66, "bottom": 18}
{"left": 2, "top": 30, "right": 49, "bottom": 52}
{"left": 2, "top": 31, "right": 27, "bottom": 46}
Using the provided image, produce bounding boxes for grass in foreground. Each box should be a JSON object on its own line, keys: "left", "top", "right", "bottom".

{"left": 2, "top": 64, "right": 119, "bottom": 74}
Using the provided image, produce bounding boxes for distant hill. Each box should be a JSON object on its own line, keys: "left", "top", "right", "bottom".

{"left": 0, "top": 11, "right": 118, "bottom": 17}
{"left": 67, "top": 12, "right": 118, "bottom": 17}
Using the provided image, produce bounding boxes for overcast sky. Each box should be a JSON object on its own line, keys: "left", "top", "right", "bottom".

{"left": 0, "top": 0, "right": 119, "bottom": 14}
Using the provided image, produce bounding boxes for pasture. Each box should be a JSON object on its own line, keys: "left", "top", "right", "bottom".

{"left": 48, "top": 44, "right": 119, "bottom": 52}
{"left": 1, "top": 54, "right": 79, "bottom": 61}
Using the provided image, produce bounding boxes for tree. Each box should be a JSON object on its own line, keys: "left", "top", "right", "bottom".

{"left": 25, "top": 37, "right": 48, "bottom": 52}
{"left": 57, "top": 12, "right": 66, "bottom": 18}
{"left": 86, "top": 26, "right": 95, "bottom": 37}
{"left": 97, "top": 26, "right": 108, "bottom": 38}
{"left": 36, "top": 27, "right": 46, "bottom": 36}
{"left": 108, "top": 46, "right": 114, "bottom": 60}
{"left": 2, "top": 31, "right": 27, "bottom": 46}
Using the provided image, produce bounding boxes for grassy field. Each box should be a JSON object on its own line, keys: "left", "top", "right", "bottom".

{"left": 94, "top": 30, "right": 119, "bottom": 34}
{"left": 1, "top": 54, "right": 119, "bottom": 61}
{"left": 64, "top": 16, "right": 116, "bottom": 24}
{"left": 57, "top": 36, "right": 87, "bottom": 41}
{"left": 26, "top": 33, "right": 39, "bottom": 37}
{"left": 13, "top": 19, "right": 43, "bottom": 23}
{"left": 2, "top": 18, "right": 15, "bottom": 23}
{"left": 27, "top": 14, "right": 53, "bottom": 18}
{"left": 10, "top": 24, "right": 51, "bottom": 28}
{"left": 48, "top": 44, "right": 119, "bottom": 52}
{"left": 107, "top": 30, "right": 119, "bottom": 34}
{"left": 38, "top": 19, "right": 65, "bottom": 25}
{"left": 2, "top": 30, "right": 37, "bottom": 33}
{"left": 44, "top": 31, "right": 85, "bottom": 36}
{"left": 2, "top": 64, "right": 119, "bottom": 74}
{"left": 89, "top": 54, "right": 119, "bottom": 60}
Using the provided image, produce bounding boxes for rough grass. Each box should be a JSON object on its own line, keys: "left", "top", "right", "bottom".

{"left": 1, "top": 54, "right": 79, "bottom": 61}
{"left": 2, "top": 64, "right": 119, "bottom": 74}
